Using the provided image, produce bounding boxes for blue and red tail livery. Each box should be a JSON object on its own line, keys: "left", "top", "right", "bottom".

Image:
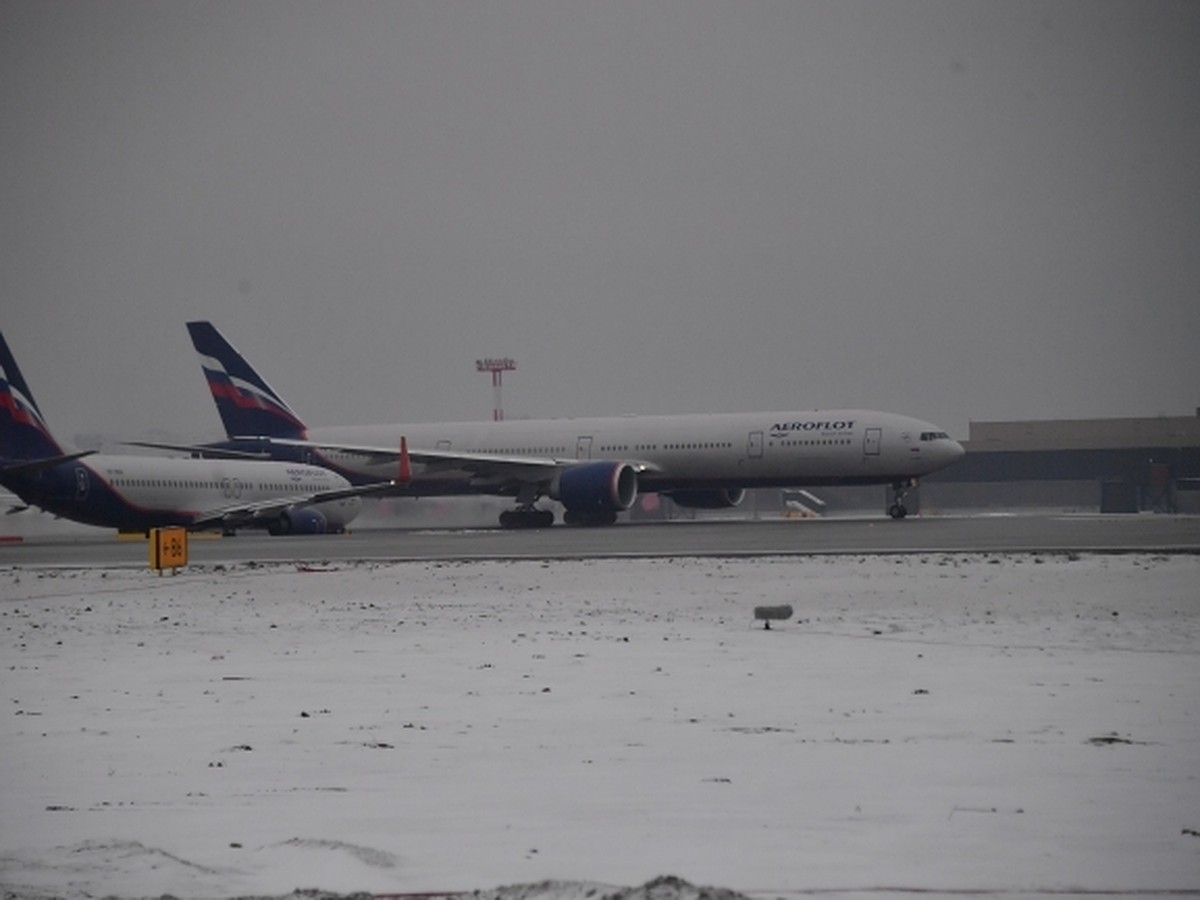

{"left": 0, "top": 331, "right": 64, "bottom": 462}
{"left": 1, "top": 328, "right": 390, "bottom": 534}
{"left": 186, "top": 321, "right": 307, "bottom": 440}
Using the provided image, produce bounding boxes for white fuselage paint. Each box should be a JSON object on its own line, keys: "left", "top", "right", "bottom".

{"left": 294, "top": 409, "right": 964, "bottom": 495}
{"left": 94, "top": 457, "right": 356, "bottom": 514}
{"left": 30, "top": 456, "right": 361, "bottom": 532}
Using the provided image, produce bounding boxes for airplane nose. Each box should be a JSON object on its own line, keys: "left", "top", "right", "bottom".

{"left": 948, "top": 440, "right": 966, "bottom": 464}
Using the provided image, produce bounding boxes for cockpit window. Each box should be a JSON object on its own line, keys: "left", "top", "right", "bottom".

{"left": 920, "top": 431, "right": 950, "bottom": 441}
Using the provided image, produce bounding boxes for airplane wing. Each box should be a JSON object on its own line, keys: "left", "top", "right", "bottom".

{"left": 188, "top": 478, "right": 397, "bottom": 531}
{"left": 121, "top": 440, "right": 273, "bottom": 461}
{"left": 1, "top": 450, "right": 97, "bottom": 477}
{"left": 244, "top": 436, "right": 660, "bottom": 484}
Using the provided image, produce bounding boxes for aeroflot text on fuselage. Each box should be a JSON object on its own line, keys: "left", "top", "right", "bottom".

{"left": 770, "top": 420, "right": 856, "bottom": 435}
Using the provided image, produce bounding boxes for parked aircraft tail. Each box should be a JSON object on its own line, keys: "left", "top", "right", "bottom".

{"left": 186, "top": 321, "right": 307, "bottom": 440}
{"left": 0, "top": 331, "right": 66, "bottom": 463}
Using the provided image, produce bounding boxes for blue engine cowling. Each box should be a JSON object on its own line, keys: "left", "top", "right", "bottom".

{"left": 551, "top": 461, "right": 638, "bottom": 519}
{"left": 666, "top": 488, "right": 746, "bottom": 509}
{"left": 267, "top": 497, "right": 361, "bottom": 535}
{"left": 267, "top": 507, "right": 330, "bottom": 535}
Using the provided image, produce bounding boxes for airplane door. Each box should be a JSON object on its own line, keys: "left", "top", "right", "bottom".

{"left": 747, "top": 431, "right": 764, "bottom": 459}
{"left": 75, "top": 466, "right": 89, "bottom": 500}
{"left": 576, "top": 436, "right": 593, "bottom": 460}
{"left": 864, "top": 427, "right": 882, "bottom": 456}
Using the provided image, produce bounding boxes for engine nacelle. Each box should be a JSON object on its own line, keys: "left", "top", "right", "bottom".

{"left": 268, "top": 507, "right": 329, "bottom": 535}
{"left": 666, "top": 487, "right": 746, "bottom": 509}
{"left": 551, "top": 461, "right": 638, "bottom": 517}
{"left": 265, "top": 496, "right": 362, "bottom": 535}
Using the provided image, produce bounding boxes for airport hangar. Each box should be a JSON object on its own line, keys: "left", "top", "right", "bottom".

{"left": 921, "top": 412, "right": 1200, "bottom": 514}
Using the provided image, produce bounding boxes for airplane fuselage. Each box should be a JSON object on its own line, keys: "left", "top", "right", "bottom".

{"left": 2, "top": 455, "right": 361, "bottom": 534}
{"left": 185, "top": 321, "right": 965, "bottom": 525}
{"left": 284, "top": 409, "right": 964, "bottom": 497}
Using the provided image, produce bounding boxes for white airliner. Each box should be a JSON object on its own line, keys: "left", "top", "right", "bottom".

{"left": 0, "top": 331, "right": 393, "bottom": 535}
{"left": 185, "top": 321, "right": 966, "bottom": 528}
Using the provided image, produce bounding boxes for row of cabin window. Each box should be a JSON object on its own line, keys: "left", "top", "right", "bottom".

{"left": 477, "top": 447, "right": 568, "bottom": 456}
{"left": 773, "top": 438, "right": 854, "bottom": 447}
{"left": 455, "top": 442, "right": 752, "bottom": 456}
{"left": 113, "top": 479, "right": 305, "bottom": 491}
{"left": 445, "top": 440, "right": 794, "bottom": 457}
{"left": 660, "top": 442, "right": 734, "bottom": 451}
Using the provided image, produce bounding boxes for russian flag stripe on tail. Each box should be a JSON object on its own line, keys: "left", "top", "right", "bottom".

{"left": 0, "top": 331, "right": 65, "bottom": 462}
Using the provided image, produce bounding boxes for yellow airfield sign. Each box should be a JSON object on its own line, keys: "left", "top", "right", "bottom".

{"left": 149, "top": 526, "right": 188, "bottom": 573}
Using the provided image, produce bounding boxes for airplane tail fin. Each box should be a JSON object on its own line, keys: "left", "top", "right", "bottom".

{"left": 186, "top": 321, "right": 307, "bottom": 440}
{"left": 0, "top": 330, "right": 65, "bottom": 463}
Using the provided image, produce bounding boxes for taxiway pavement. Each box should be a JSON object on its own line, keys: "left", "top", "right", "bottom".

{"left": 2, "top": 513, "right": 1197, "bottom": 568}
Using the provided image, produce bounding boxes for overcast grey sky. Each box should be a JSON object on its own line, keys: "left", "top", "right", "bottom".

{"left": 3, "top": 0, "right": 1198, "bottom": 442}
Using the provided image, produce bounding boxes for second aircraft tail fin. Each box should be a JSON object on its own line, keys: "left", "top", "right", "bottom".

{"left": 186, "top": 321, "right": 308, "bottom": 440}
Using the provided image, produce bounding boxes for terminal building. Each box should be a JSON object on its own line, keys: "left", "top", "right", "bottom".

{"left": 921, "top": 411, "right": 1200, "bottom": 514}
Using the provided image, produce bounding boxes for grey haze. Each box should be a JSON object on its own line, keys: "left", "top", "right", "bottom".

{"left": 3, "top": 1, "right": 1198, "bottom": 443}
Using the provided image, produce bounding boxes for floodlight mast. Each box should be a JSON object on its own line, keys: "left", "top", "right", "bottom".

{"left": 476, "top": 357, "right": 516, "bottom": 422}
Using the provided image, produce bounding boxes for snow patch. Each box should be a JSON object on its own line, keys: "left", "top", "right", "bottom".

{"left": 2, "top": 554, "right": 1198, "bottom": 899}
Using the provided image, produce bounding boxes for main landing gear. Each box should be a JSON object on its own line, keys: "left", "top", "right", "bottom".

{"left": 562, "top": 508, "right": 618, "bottom": 526}
{"left": 497, "top": 507, "right": 620, "bottom": 528}
{"left": 888, "top": 479, "right": 916, "bottom": 519}
{"left": 500, "top": 483, "right": 556, "bottom": 528}
{"left": 499, "top": 507, "right": 555, "bottom": 529}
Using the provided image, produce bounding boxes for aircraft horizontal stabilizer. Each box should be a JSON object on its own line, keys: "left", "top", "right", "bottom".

{"left": 1, "top": 450, "right": 96, "bottom": 476}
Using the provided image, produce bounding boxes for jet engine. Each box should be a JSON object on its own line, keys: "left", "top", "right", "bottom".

{"left": 665, "top": 488, "right": 746, "bottom": 509}
{"left": 266, "top": 498, "right": 360, "bottom": 535}
{"left": 267, "top": 507, "right": 328, "bottom": 535}
{"left": 550, "top": 461, "right": 638, "bottom": 525}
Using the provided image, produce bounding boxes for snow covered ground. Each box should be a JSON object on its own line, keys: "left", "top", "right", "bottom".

{"left": 1, "top": 553, "right": 1198, "bottom": 899}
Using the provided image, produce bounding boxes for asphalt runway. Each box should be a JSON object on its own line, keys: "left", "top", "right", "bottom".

{"left": 2, "top": 513, "right": 1198, "bottom": 567}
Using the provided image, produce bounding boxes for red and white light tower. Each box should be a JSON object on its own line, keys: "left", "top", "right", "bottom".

{"left": 476, "top": 357, "right": 516, "bottom": 421}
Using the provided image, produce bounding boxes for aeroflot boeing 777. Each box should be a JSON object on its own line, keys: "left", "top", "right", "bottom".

{"left": 0, "top": 331, "right": 393, "bottom": 535}
{"left": 180, "top": 321, "right": 965, "bottom": 528}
